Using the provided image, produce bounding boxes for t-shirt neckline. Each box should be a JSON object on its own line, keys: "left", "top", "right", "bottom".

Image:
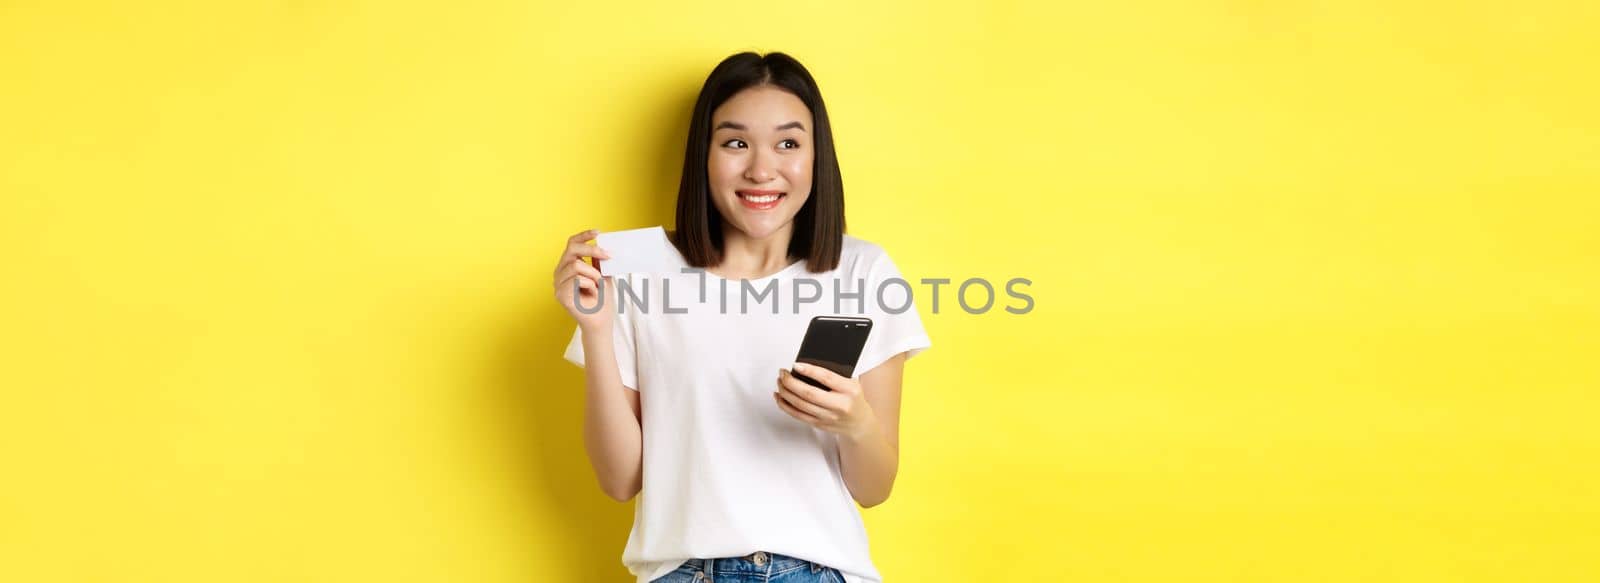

{"left": 702, "top": 257, "right": 808, "bottom": 282}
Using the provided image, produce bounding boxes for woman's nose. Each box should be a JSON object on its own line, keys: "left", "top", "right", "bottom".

{"left": 744, "top": 150, "right": 777, "bottom": 182}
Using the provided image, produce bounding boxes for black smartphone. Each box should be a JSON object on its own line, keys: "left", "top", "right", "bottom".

{"left": 792, "top": 316, "right": 873, "bottom": 391}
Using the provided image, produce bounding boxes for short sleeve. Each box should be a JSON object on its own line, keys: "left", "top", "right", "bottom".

{"left": 561, "top": 277, "right": 640, "bottom": 391}
{"left": 851, "top": 249, "right": 932, "bottom": 377}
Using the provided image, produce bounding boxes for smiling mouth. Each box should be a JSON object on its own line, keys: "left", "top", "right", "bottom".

{"left": 736, "top": 190, "right": 786, "bottom": 210}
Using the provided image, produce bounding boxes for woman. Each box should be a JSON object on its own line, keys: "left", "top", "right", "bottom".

{"left": 552, "top": 51, "right": 930, "bottom": 583}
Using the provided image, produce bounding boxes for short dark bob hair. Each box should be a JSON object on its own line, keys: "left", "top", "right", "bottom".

{"left": 670, "top": 51, "right": 845, "bottom": 273}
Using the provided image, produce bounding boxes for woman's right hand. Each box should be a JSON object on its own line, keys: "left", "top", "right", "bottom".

{"left": 552, "top": 228, "right": 614, "bottom": 332}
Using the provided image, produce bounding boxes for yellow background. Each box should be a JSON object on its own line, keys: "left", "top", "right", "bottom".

{"left": 3, "top": 1, "right": 1596, "bottom": 581}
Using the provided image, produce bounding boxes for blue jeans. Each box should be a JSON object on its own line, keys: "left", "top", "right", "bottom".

{"left": 648, "top": 551, "right": 844, "bottom": 583}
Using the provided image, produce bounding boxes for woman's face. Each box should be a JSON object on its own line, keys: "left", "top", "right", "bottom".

{"left": 707, "top": 85, "right": 814, "bottom": 242}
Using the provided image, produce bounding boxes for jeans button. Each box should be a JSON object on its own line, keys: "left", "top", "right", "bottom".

{"left": 753, "top": 551, "right": 767, "bottom": 566}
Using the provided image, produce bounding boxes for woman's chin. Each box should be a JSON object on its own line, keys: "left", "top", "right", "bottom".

{"left": 730, "top": 217, "right": 793, "bottom": 240}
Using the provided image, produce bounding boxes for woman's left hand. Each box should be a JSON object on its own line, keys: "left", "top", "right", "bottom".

{"left": 774, "top": 362, "right": 877, "bottom": 440}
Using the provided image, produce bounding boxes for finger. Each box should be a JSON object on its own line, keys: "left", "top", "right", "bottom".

{"left": 555, "top": 229, "right": 598, "bottom": 272}
{"left": 774, "top": 391, "right": 823, "bottom": 425}
{"left": 554, "top": 259, "right": 582, "bottom": 288}
{"left": 568, "top": 274, "right": 596, "bottom": 291}
{"left": 786, "top": 363, "right": 839, "bottom": 393}
{"left": 555, "top": 254, "right": 605, "bottom": 286}
{"left": 793, "top": 362, "right": 850, "bottom": 393}
{"left": 566, "top": 241, "right": 611, "bottom": 260}
{"left": 553, "top": 240, "right": 611, "bottom": 277}
{"left": 779, "top": 369, "right": 840, "bottom": 411}
{"left": 777, "top": 381, "right": 836, "bottom": 421}
{"left": 569, "top": 256, "right": 602, "bottom": 282}
{"left": 553, "top": 273, "right": 594, "bottom": 303}
{"left": 556, "top": 265, "right": 602, "bottom": 293}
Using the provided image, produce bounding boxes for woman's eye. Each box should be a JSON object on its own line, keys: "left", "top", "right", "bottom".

{"left": 720, "top": 138, "right": 799, "bottom": 149}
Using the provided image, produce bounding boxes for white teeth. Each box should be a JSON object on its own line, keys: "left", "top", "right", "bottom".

{"left": 742, "top": 193, "right": 781, "bottom": 203}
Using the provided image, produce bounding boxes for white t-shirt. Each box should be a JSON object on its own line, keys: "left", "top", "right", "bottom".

{"left": 563, "top": 235, "right": 931, "bottom": 583}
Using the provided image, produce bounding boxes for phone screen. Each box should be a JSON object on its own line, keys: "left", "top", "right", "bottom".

{"left": 793, "top": 316, "right": 873, "bottom": 391}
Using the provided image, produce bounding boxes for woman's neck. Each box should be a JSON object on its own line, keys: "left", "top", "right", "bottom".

{"left": 714, "top": 224, "right": 796, "bottom": 279}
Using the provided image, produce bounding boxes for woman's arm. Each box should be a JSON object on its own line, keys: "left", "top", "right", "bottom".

{"left": 837, "top": 352, "right": 906, "bottom": 508}
{"left": 773, "top": 353, "right": 909, "bottom": 507}
{"left": 580, "top": 329, "right": 643, "bottom": 502}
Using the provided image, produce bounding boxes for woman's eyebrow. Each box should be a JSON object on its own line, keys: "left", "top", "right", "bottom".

{"left": 713, "top": 121, "right": 808, "bottom": 133}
